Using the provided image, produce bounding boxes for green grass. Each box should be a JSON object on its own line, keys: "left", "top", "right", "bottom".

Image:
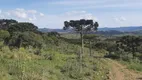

{"left": 0, "top": 34, "right": 116, "bottom": 80}
{"left": 0, "top": 44, "right": 111, "bottom": 80}
{"left": 128, "top": 63, "right": 142, "bottom": 71}
{"left": 120, "top": 59, "right": 142, "bottom": 72}
{"left": 0, "top": 48, "right": 75, "bottom": 80}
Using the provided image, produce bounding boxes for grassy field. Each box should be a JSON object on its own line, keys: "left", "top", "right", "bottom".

{"left": 0, "top": 33, "right": 142, "bottom": 80}
{"left": 0, "top": 41, "right": 111, "bottom": 80}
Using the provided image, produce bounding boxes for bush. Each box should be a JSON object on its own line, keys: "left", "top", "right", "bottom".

{"left": 127, "top": 62, "right": 142, "bottom": 71}
{"left": 60, "top": 59, "right": 83, "bottom": 79}
{"left": 104, "top": 52, "right": 120, "bottom": 59}
{"left": 5, "top": 32, "right": 43, "bottom": 48}
{"left": 0, "top": 30, "right": 10, "bottom": 41}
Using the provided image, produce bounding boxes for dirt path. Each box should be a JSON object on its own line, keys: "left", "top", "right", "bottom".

{"left": 106, "top": 59, "right": 142, "bottom": 80}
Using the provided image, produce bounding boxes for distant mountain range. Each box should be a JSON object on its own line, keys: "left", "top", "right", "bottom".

{"left": 99, "top": 26, "right": 142, "bottom": 32}
{"left": 39, "top": 28, "right": 67, "bottom": 33}
{"left": 39, "top": 26, "right": 142, "bottom": 33}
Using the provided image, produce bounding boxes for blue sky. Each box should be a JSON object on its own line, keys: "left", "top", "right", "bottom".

{"left": 0, "top": 0, "right": 142, "bottom": 28}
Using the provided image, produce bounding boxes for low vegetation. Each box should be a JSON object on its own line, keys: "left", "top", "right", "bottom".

{"left": 0, "top": 19, "right": 141, "bottom": 80}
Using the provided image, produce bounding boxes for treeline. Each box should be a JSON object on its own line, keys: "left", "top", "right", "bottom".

{"left": 0, "top": 19, "right": 60, "bottom": 50}
{"left": 105, "top": 36, "right": 142, "bottom": 60}
{"left": 62, "top": 33, "right": 142, "bottom": 62}
{"left": 85, "top": 35, "right": 142, "bottom": 61}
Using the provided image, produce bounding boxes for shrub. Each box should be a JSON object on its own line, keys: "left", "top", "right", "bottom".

{"left": 0, "top": 30, "right": 10, "bottom": 41}
{"left": 5, "top": 32, "right": 43, "bottom": 48}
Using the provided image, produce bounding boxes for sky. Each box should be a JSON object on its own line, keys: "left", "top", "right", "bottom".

{"left": 0, "top": 0, "right": 142, "bottom": 28}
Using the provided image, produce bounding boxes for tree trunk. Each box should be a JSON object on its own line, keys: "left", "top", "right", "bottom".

{"left": 132, "top": 51, "right": 135, "bottom": 59}
{"left": 17, "top": 38, "right": 22, "bottom": 48}
{"left": 89, "top": 41, "right": 92, "bottom": 56}
{"left": 79, "top": 27, "right": 84, "bottom": 61}
{"left": 132, "top": 46, "right": 135, "bottom": 59}
{"left": 79, "top": 27, "right": 84, "bottom": 73}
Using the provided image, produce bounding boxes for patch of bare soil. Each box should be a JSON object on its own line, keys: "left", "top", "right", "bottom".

{"left": 107, "top": 59, "right": 142, "bottom": 80}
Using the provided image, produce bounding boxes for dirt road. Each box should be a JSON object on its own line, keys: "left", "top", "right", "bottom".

{"left": 106, "top": 59, "right": 142, "bottom": 80}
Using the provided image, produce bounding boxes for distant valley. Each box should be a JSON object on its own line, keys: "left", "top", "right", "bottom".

{"left": 39, "top": 26, "right": 142, "bottom": 32}
{"left": 39, "top": 26, "right": 142, "bottom": 36}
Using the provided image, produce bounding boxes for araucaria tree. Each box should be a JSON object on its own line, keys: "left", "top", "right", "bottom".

{"left": 63, "top": 19, "right": 99, "bottom": 60}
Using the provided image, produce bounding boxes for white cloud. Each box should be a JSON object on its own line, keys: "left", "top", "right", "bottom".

{"left": 0, "top": 10, "right": 2, "bottom": 14}
{"left": 28, "top": 18, "right": 33, "bottom": 21}
{"left": 0, "top": 8, "right": 43, "bottom": 22}
{"left": 29, "top": 15, "right": 37, "bottom": 21}
{"left": 0, "top": 8, "right": 46, "bottom": 27}
{"left": 61, "top": 11, "right": 97, "bottom": 20}
{"left": 15, "top": 8, "right": 25, "bottom": 12}
{"left": 27, "top": 10, "right": 37, "bottom": 14}
{"left": 65, "top": 11, "right": 86, "bottom": 16}
{"left": 0, "top": 15, "right": 4, "bottom": 18}
{"left": 9, "top": 8, "right": 28, "bottom": 19}
{"left": 6, "top": 12, "right": 11, "bottom": 16}
{"left": 39, "top": 13, "right": 44, "bottom": 16}
{"left": 114, "top": 16, "right": 126, "bottom": 22}
{"left": 120, "top": 16, "right": 126, "bottom": 21}
{"left": 13, "top": 11, "right": 27, "bottom": 19}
